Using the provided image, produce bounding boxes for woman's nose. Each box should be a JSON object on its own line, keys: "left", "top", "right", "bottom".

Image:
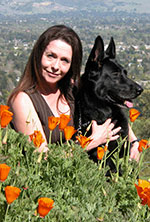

{"left": 51, "top": 59, "right": 60, "bottom": 71}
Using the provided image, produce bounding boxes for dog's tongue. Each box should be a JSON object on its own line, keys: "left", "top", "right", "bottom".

{"left": 124, "top": 101, "right": 133, "bottom": 108}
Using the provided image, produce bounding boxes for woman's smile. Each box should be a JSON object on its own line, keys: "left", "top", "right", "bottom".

{"left": 45, "top": 69, "right": 61, "bottom": 78}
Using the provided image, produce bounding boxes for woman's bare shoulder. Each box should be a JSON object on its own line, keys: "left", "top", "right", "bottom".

{"left": 9, "top": 91, "right": 47, "bottom": 141}
{"left": 13, "top": 91, "right": 31, "bottom": 102}
{"left": 10, "top": 92, "right": 32, "bottom": 109}
{"left": 9, "top": 92, "right": 36, "bottom": 120}
{"left": 9, "top": 91, "right": 41, "bottom": 132}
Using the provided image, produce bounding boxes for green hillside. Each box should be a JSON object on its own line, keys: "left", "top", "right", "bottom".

{"left": 0, "top": 0, "right": 150, "bottom": 15}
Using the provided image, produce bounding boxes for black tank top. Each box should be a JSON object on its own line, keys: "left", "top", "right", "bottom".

{"left": 24, "top": 89, "right": 75, "bottom": 144}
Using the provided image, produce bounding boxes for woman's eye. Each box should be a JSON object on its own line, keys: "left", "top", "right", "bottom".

{"left": 47, "top": 54, "right": 54, "bottom": 58}
{"left": 62, "top": 58, "right": 69, "bottom": 63}
{"left": 62, "top": 57, "right": 71, "bottom": 64}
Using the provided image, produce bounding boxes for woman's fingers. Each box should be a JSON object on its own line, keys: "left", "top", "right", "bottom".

{"left": 103, "top": 119, "right": 118, "bottom": 132}
{"left": 110, "top": 134, "right": 120, "bottom": 141}
{"left": 103, "top": 118, "right": 112, "bottom": 126}
{"left": 92, "top": 119, "right": 121, "bottom": 138}
{"left": 112, "top": 126, "right": 121, "bottom": 136}
{"left": 108, "top": 129, "right": 121, "bottom": 141}
{"left": 103, "top": 118, "right": 121, "bottom": 139}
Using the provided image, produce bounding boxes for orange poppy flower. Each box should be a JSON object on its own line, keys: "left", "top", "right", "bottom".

{"left": 64, "top": 126, "right": 77, "bottom": 141}
{"left": 48, "top": 116, "right": 60, "bottom": 131}
{"left": 29, "top": 130, "right": 45, "bottom": 148}
{"left": 97, "top": 147, "right": 105, "bottom": 160}
{"left": 37, "top": 197, "right": 54, "bottom": 217}
{"left": 59, "top": 114, "right": 71, "bottom": 130}
{"left": 129, "top": 108, "right": 140, "bottom": 122}
{"left": 0, "top": 163, "right": 11, "bottom": 182}
{"left": 76, "top": 134, "right": 92, "bottom": 149}
{"left": 0, "top": 105, "right": 13, "bottom": 128}
{"left": 135, "top": 179, "right": 150, "bottom": 207}
{"left": 5, "top": 186, "right": 21, "bottom": 204}
{"left": 138, "top": 139, "right": 150, "bottom": 152}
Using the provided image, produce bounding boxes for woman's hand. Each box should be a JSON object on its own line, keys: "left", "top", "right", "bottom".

{"left": 86, "top": 118, "right": 121, "bottom": 151}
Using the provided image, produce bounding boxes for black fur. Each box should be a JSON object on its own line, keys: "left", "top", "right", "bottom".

{"left": 75, "top": 36, "right": 143, "bottom": 173}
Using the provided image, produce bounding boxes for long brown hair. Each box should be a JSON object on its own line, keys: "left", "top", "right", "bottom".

{"left": 8, "top": 25, "right": 82, "bottom": 104}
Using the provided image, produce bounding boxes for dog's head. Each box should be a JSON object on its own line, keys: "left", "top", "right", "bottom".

{"left": 84, "top": 36, "right": 143, "bottom": 108}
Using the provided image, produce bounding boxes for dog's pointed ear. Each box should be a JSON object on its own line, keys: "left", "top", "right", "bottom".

{"left": 105, "top": 37, "right": 116, "bottom": 59}
{"left": 87, "top": 36, "right": 104, "bottom": 64}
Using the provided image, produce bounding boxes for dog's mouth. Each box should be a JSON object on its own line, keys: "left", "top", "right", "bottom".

{"left": 124, "top": 101, "right": 133, "bottom": 108}
{"left": 106, "top": 94, "right": 133, "bottom": 108}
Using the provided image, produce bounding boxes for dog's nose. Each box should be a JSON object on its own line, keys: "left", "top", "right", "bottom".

{"left": 136, "top": 85, "right": 143, "bottom": 95}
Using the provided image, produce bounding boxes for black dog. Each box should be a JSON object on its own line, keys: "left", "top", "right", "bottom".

{"left": 75, "top": 36, "right": 143, "bottom": 173}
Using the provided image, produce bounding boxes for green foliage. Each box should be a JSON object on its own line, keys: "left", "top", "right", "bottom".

{"left": 0, "top": 128, "right": 150, "bottom": 221}
{"left": 140, "top": 148, "right": 150, "bottom": 179}
{"left": 132, "top": 90, "right": 150, "bottom": 139}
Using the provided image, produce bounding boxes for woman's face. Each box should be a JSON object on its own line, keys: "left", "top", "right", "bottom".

{"left": 41, "top": 39, "right": 72, "bottom": 87}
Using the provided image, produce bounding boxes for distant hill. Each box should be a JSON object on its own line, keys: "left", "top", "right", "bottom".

{"left": 0, "top": 0, "right": 150, "bottom": 16}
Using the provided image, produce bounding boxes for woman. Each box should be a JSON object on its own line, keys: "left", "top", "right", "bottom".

{"left": 7, "top": 25, "right": 139, "bottom": 160}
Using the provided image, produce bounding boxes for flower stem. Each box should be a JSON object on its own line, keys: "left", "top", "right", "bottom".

{"left": 49, "top": 130, "right": 52, "bottom": 146}
{"left": 0, "top": 182, "right": 2, "bottom": 194}
{"left": 67, "top": 140, "right": 70, "bottom": 146}
{"left": 2, "top": 127, "right": 8, "bottom": 145}
{"left": 84, "top": 121, "right": 92, "bottom": 136}
{"left": 138, "top": 150, "right": 145, "bottom": 174}
{"left": 99, "top": 160, "right": 103, "bottom": 170}
{"left": 4, "top": 204, "right": 10, "bottom": 222}
{"left": 115, "top": 149, "right": 120, "bottom": 182}
{"left": 60, "top": 131, "right": 63, "bottom": 146}
{"left": 0, "top": 126, "right": 2, "bottom": 151}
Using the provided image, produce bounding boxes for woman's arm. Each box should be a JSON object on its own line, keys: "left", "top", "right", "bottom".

{"left": 128, "top": 124, "right": 140, "bottom": 161}
{"left": 9, "top": 92, "right": 48, "bottom": 152}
